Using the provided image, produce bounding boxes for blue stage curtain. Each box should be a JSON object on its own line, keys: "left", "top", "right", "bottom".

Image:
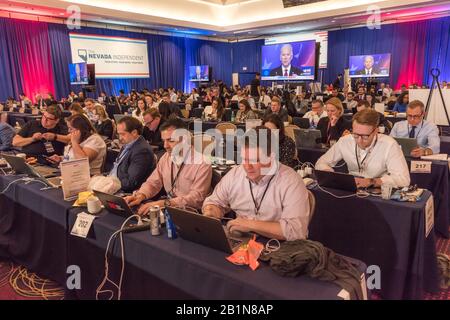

{"left": 231, "top": 39, "right": 264, "bottom": 73}
{"left": 324, "top": 19, "right": 428, "bottom": 90}
{"left": 0, "top": 18, "right": 17, "bottom": 101}
{"left": 184, "top": 38, "right": 232, "bottom": 92}
{"left": 423, "top": 17, "right": 450, "bottom": 85}
{"left": 48, "top": 23, "right": 72, "bottom": 100}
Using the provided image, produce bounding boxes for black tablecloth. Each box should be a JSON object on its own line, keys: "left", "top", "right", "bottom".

{"left": 0, "top": 175, "right": 73, "bottom": 284}
{"left": 309, "top": 187, "right": 439, "bottom": 299}
{"left": 65, "top": 209, "right": 366, "bottom": 300}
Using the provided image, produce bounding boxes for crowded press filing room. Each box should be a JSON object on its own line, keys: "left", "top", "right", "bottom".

{"left": 0, "top": 0, "right": 450, "bottom": 306}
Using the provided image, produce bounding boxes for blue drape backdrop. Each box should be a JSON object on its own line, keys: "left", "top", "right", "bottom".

{"left": 1, "top": 15, "right": 450, "bottom": 101}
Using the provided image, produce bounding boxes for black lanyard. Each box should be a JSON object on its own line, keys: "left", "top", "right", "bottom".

{"left": 355, "top": 136, "right": 378, "bottom": 173}
{"left": 168, "top": 161, "right": 185, "bottom": 198}
{"left": 248, "top": 175, "right": 275, "bottom": 215}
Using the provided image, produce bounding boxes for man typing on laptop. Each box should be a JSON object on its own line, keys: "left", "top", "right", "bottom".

{"left": 124, "top": 118, "right": 212, "bottom": 215}
{"left": 315, "top": 109, "right": 410, "bottom": 189}
{"left": 202, "top": 127, "right": 310, "bottom": 241}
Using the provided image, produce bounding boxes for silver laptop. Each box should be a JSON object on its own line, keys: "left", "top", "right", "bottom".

{"left": 394, "top": 138, "right": 418, "bottom": 157}
{"left": 294, "top": 128, "right": 323, "bottom": 148}
{"left": 2, "top": 154, "right": 61, "bottom": 188}
{"left": 167, "top": 206, "right": 251, "bottom": 254}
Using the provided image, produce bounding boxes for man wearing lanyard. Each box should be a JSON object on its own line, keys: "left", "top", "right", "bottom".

{"left": 316, "top": 109, "right": 410, "bottom": 188}
{"left": 390, "top": 100, "right": 440, "bottom": 158}
{"left": 202, "top": 127, "right": 310, "bottom": 241}
{"left": 109, "top": 116, "right": 155, "bottom": 193}
{"left": 124, "top": 118, "right": 212, "bottom": 215}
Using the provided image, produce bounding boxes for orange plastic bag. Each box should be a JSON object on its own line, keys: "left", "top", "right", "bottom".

{"left": 226, "top": 236, "right": 264, "bottom": 271}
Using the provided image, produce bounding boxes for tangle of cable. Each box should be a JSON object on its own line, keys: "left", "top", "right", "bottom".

{"left": 96, "top": 214, "right": 142, "bottom": 300}
{"left": 8, "top": 265, "right": 64, "bottom": 300}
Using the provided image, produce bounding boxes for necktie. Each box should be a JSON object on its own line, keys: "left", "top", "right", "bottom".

{"left": 409, "top": 126, "right": 416, "bottom": 138}
{"left": 284, "top": 69, "right": 288, "bottom": 77}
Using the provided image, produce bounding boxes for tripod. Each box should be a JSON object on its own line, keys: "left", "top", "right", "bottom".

{"left": 424, "top": 68, "right": 450, "bottom": 126}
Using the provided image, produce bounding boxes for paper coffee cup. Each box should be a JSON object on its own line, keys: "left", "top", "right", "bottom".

{"left": 87, "top": 196, "right": 102, "bottom": 214}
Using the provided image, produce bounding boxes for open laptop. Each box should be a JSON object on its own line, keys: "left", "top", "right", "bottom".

{"left": 293, "top": 128, "right": 323, "bottom": 149}
{"left": 2, "top": 154, "right": 61, "bottom": 187}
{"left": 393, "top": 138, "right": 418, "bottom": 157}
{"left": 94, "top": 189, "right": 138, "bottom": 216}
{"left": 292, "top": 117, "right": 311, "bottom": 129}
{"left": 113, "top": 114, "right": 127, "bottom": 124}
{"left": 93, "top": 190, "right": 151, "bottom": 232}
{"left": 167, "top": 206, "right": 251, "bottom": 254}
{"left": 315, "top": 170, "right": 358, "bottom": 192}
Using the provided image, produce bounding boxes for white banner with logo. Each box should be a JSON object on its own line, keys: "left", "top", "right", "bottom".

{"left": 69, "top": 33, "right": 149, "bottom": 79}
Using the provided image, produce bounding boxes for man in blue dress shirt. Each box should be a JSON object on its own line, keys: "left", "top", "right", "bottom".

{"left": 390, "top": 100, "right": 440, "bottom": 158}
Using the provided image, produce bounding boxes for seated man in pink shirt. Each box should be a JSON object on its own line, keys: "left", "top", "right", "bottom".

{"left": 202, "top": 127, "right": 310, "bottom": 241}
{"left": 125, "top": 118, "right": 212, "bottom": 215}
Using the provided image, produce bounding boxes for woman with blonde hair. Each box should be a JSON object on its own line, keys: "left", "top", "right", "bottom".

{"left": 92, "top": 104, "right": 114, "bottom": 139}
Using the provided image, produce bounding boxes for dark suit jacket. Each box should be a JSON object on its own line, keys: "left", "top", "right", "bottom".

{"left": 316, "top": 116, "right": 352, "bottom": 144}
{"left": 115, "top": 136, "right": 155, "bottom": 192}
{"left": 355, "top": 67, "right": 381, "bottom": 76}
{"left": 269, "top": 65, "right": 303, "bottom": 77}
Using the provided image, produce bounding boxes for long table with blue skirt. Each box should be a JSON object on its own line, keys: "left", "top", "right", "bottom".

{"left": 441, "top": 136, "right": 450, "bottom": 154}
{"left": 65, "top": 208, "right": 367, "bottom": 300}
{"left": 0, "top": 174, "right": 73, "bottom": 285}
{"left": 298, "top": 147, "right": 450, "bottom": 238}
{"left": 308, "top": 187, "right": 439, "bottom": 300}
{"left": 0, "top": 173, "right": 367, "bottom": 300}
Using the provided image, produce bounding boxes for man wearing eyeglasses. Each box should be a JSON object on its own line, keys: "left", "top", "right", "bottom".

{"left": 12, "top": 105, "right": 68, "bottom": 157}
{"left": 316, "top": 109, "right": 410, "bottom": 188}
{"left": 390, "top": 100, "right": 440, "bottom": 158}
{"left": 142, "top": 108, "right": 164, "bottom": 150}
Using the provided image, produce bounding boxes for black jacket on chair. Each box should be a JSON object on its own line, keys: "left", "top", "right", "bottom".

{"left": 115, "top": 136, "right": 155, "bottom": 192}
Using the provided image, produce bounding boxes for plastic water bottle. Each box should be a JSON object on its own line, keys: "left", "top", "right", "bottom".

{"left": 231, "top": 111, "right": 235, "bottom": 122}
{"left": 164, "top": 208, "right": 177, "bottom": 239}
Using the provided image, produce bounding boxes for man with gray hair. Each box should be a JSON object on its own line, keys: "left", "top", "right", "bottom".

{"left": 269, "top": 44, "right": 302, "bottom": 77}
{"left": 357, "top": 55, "right": 380, "bottom": 76}
{"left": 390, "top": 100, "right": 440, "bottom": 157}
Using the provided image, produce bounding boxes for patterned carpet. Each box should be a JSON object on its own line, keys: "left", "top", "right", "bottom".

{"left": 0, "top": 234, "right": 449, "bottom": 300}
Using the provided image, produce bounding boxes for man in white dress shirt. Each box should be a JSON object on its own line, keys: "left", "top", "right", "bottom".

{"left": 303, "top": 100, "right": 328, "bottom": 128}
{"left": 316, "top": 109, "right": 410, "bottom": 188}
{"left": 203, "top": 127, "right": 310, "bottom": 241}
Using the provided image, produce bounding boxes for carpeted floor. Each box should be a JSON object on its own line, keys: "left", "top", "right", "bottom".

{"left": 0, "top": 234, "right": 449, "bottom": 300}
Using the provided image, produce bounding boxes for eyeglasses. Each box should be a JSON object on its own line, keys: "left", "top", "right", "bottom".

{"left": 406, "top": 113, "right": 423, "bottom": 120}
{"left": 352, "top": 128, "right": 377, "bottom": 141}
{"left": 42, "top": 114, "right": 56, "bottom": 121}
